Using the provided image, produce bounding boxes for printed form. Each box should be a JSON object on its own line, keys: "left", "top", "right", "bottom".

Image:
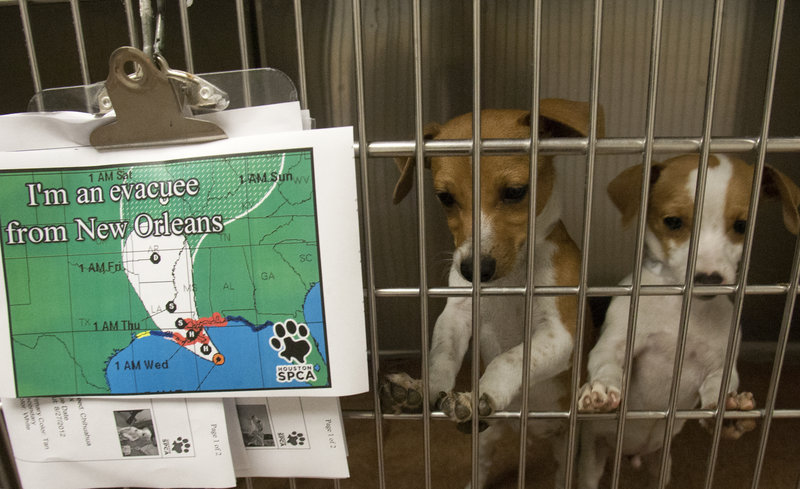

{"left": 2, "top": 397, "right": 235, "bottom": 489}
{"left": 226, "top": 397, "right": 350, "bottom": 478}
{"left": 2, "top": 396, "right": 350, "bottom": 487}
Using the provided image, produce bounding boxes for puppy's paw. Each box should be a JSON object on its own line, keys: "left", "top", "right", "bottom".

{"left": 578, "top": 381, "right": 621, "bottom": 412}
{"left": 701, "top": 391, "right": 757, "bottom": 439}
{"left": 437, "top": 391, "right": 494, "bottom": 433}
{"left": 725, "top": 391, "right": 756, "bottom": 411}
{"left": 379, "top": 372, "right": 424, "bottom": 414}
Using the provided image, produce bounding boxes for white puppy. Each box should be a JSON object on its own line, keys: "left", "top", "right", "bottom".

{"left": 382, "top": 100, "right": 601, "bottom": 488}
{"left": 577, "top": 154, "right": 800, "bottom": 489}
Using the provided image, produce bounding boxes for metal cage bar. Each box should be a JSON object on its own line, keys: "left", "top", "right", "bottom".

{"left": 178, "top": 0, "right": 194, "bottom": 73}
{"left": 702, "top": 1, "right": 788, "bottom": 487}
{"left": 123, "top": 0, "right": 138, "bottom": 49}
{"left": 17, "top": 0, "right": 41, "bottom": 110}
{"left": 292, "top": 0, "right": 309, "bottom": 110}
{"left": 68, "top": 0, "right": 89, "bottom": 86}
{"left": 68, "top": 0, "right": 93, "bottom": 114}
{"left": 744, "top": 3, "right": 800, "bottom": 486}
{"left": 350, "top": 1, "right": 389, "bottom": 489}
{"left": 751, "top": 209, "right": 800, "bottom": 487}
{"left": 356, "top": 136, "right": 800, "bottom": 158}
{"left": 655, "top": 0, "right": 726, "bottom": 486}
{"left": 374, "top": 283, "right": 797, "bottom": 298}
{"left": 563, "top": 0, "right": 605, "bottom": 486}
{"left": 235, "top": 0, "right": 252, "bottom": 107}
{"left": 606, "top": 0, "right": 665, "bottom": 487}
{"left": 469, "top": 1, "right": 484, "bottom": 485}
{"left": 347, "top": 406, "right": 798, "bottom": 422}
{"left": 517, "top": 0, "right": 542, "bottom": 486}
{"left": 410, "top": 1, "right": 433, "bottom": 488}
{"left": 234, "top": 0, "right": 250, "bottom": 71}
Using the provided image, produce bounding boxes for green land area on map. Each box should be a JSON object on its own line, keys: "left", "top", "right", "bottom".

{"left": 0, "top": 150, "right": 328, "bottom": 396}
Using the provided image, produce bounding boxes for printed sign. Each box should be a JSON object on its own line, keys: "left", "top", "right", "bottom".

{"left": 0, "top": 124, "right": 367, "bottom": 398}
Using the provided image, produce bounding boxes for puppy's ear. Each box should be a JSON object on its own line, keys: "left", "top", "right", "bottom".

{"left": 607, "top": 163, "right": 662, "bottom": 226}
{"left": 762, "top": 165, "right": 800, "bottom": 235}
{"left": 538, "top": 98, "right": 606, "bottom": 138}
{"left": 393, "top": 122, "right": 441, "bottom": 204}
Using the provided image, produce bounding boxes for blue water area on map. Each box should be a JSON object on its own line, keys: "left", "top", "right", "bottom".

{"left": 105, "top": 283, "right": 327, "bottom": 394}
{"left": 303, "top": 283, "right": 326, "bottom": 362}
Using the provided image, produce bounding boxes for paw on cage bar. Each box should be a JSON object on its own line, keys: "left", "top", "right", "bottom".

{"left": 1, "top": 0, "right": 800, "bottom": 488}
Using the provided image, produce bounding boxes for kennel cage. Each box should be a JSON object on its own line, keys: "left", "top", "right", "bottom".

{"left": 1, "top": 0, "right": 800, "bottom": 488}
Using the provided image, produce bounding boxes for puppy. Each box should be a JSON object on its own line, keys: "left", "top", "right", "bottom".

{"left": 382, "top": 99, "right": 602, "bottom": 488}
{"left": 577, "top": 154, "right": 800, "bottom": 489}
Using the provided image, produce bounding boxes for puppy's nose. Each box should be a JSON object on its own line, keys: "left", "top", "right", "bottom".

{"left": 460, "top": 255, "right": 497, "bottom": 283}
{"left": 694, "top": 272, "right": 723, "bottom": 285}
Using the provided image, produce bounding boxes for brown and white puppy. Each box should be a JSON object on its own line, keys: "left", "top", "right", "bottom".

{"left": 382, "top": 99, "right": 601, "bottom": 488}
{"left": 577, "top": 154, "right": 800, "bottom": 489}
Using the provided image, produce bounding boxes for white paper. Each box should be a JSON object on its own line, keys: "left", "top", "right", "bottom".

{"left": 1, "top": 397, "right": 235, "bottom": 489}
{"left": 0, "top": 110, "right": 367, "bottom": 398}
{"left": 225, "top": 397, "right": 349, "bottom": 478}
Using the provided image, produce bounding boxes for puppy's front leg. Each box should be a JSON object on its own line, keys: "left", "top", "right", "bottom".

{"left": 429, "top": 297, "right": 474, "bottom": 398}
{"left": 379, "top": 297, "right": 472, "bottom": 414}
{"left": 698, "top": 366, "right": 738, "bottom": 410}
{"left": 478, "top": 318, "right": 575, "bottom": 411}
{"left": 438, "top": 312, "right": 575, "bottom": 426}
{"left": 698, "top": 367, "right": 756, "bottom": 439}
{"left": 579, "top": 299, "right": 633, "bottom": 412}
{"left": 431, "top": 297, "right": 504, "bottom": 430}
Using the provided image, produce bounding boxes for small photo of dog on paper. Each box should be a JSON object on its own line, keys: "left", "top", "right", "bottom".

{"left": 235, "top": 403, "right": 275, "bottom": 448}
{"left": 114, "top": 409, "right": 159, "bottom": 457}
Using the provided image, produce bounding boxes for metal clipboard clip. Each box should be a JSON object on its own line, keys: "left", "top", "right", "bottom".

{"left": 90, "top": 46, "right": 228, "bottom": 149}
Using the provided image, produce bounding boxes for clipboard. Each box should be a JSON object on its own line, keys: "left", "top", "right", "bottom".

{"left": 0, "top": 47, "right": 367, "bottom": 400}
{"left": 89, "top": 47, "right": 227, "bottom": 149}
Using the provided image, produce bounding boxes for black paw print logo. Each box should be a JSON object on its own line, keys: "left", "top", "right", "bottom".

{"left": 287, "top": 431, "right": 305, "bottom": 446}
{"left": 270, "top": 320, "right": 312, "bottom": 364}
{"left": 172, "top": 437, "right": 191, "bottom": 453}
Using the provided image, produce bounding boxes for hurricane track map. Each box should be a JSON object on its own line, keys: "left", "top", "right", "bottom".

{"left": 0, "top": 127, "right": 366, "bottom": 398}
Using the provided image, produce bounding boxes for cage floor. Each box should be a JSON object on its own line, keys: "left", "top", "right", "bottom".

{"left": 241, "top": 359, "right": 799, "bottom": 489}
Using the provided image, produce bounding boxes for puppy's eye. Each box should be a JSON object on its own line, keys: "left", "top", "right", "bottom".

{"left": 502, "top": 185, "right": 528, "bottom": 204}
{"left": 733, "top": 219, "right": 746, "bottom": 234}
{"left": 436, "top": 191, "right": 456, "bottom": 207}
{"left": 663, "top": 216, "right": 683, "bottom": 230}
